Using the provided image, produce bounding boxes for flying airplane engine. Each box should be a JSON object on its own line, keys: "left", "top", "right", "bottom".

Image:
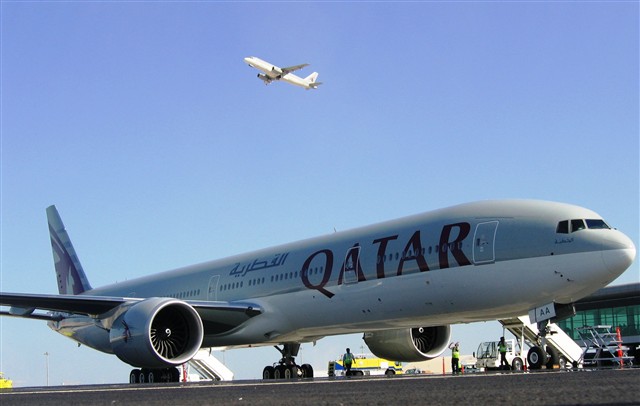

{"left": 257, "top": 73, "right": 271, "bottom": 84}
{"left": 363, "top": 326, "right": 451, "bottom": 362}
{"left": 109, "top": 297, "right": 204, "bottom": 369}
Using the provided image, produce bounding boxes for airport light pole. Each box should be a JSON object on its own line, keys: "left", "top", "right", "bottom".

{"left": 44, "top": 352, "right": 49, "bottom": 386}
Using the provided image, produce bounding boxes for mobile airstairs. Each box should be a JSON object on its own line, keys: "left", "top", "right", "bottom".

{"left": 180, "top": 349, "right": 234, "bottom": 381}
{"left": 576, "top": 325, "right": 634, "bottom": 367}
{"left": 499, "top": 315, "right": 583, "bottom": 369}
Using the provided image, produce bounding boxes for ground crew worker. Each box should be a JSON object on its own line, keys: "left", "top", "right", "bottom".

{"left": 499, "top": 337, "right": 509, "bottom": 369}
{"left": 342, "top": 348, "right": 354, "bottom": 376}
{"left": 448, "top": 342, "right": 460, "bottom": 375}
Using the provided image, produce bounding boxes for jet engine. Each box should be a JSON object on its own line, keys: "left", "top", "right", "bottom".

{"left": 109, "top": 298, "right": 204, "bottom": 368}
{"left": 363, "top": 326, "right": 451, "bottom": 362}
{"left": 257, "top": 73, "right": 272, "bottom": 83}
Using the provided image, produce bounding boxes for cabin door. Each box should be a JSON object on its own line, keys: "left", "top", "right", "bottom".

{"left": 343, "top": 246, "right": 361, "bottom": 284}
{"left": 473, "top": 221, "right": 499, "bottom": 264}
{"left": 208, "top": 275, "right": 220, "bottom": 300}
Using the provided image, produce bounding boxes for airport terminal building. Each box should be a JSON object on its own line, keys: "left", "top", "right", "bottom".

{"left": 557, "top": 282, "right": 640, "bottom": 362}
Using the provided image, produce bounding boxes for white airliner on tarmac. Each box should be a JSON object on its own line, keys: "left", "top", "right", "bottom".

{"left": 0, "top": 200, "right": 635, "bottom": 383}
{"left": 244, "top": 56, "right": 322, "bottom": 89}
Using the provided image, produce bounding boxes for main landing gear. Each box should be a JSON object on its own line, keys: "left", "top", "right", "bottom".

{"left": 262, "top": 343, "right": 314, "bottom": 379}
{"left": 129, "top": 367, "right": 181, "bottom": 384}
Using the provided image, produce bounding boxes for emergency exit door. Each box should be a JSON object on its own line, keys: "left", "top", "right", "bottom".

{"left": 473, "top": 221, "right": 499, "bottom": 264}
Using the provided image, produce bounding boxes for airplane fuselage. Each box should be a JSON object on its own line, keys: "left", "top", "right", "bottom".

{"left": 53, "top": 200, "right": 635, "bottom": 352}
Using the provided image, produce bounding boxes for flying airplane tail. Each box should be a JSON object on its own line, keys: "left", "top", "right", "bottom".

{"left": 305, "top": 72, "right": 319, "bottom": 83}
{"left": 47, "top": 206, "right": 93, "bottom": 295}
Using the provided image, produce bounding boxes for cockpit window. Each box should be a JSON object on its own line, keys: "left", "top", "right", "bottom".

{"left": 571, "top": 219, "right": 586, "bottom": 232}
{"left": 557, "top": 218, "right": 611, "bottom": 234}
{"left": 556, "top": 220, "right": 569, "bottom": 234}
{"left": 586, "top": 219, "right": 610, "bottom": 229}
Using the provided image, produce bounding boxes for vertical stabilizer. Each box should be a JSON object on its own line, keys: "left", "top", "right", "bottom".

{"left": 46, "top": 206, "right": 92, "bottom": 295}
{"left": 305, "top": 72, "right": 319, "bottom": 83}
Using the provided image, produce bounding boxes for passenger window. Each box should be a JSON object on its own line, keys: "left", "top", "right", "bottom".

{"left": 571, "top": 219, "right": 586, "bottom": 232}
{"left": 556, "top": 220, "right": 569, "bottom": 234}
{"left": 586, "top": 219, "right": 610, "bottom": 229}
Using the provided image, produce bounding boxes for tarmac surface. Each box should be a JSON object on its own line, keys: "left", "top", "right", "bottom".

{"left": 1, "top": 368, "right": 638, "bottom": 405}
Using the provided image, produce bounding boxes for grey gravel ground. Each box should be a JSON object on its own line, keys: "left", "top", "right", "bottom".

{"left": 1, "top": 368, "right": 638, "bottom": 405}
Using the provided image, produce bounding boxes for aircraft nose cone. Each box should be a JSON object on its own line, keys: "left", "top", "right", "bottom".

{"left": 601, "top": 231, "right": 636, "bottom": 275}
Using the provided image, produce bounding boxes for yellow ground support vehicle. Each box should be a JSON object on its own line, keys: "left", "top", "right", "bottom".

{"left": 328, "top": 354, "right": 402, "bottom": 377}
{"left": 0, "top": 372, "right": 13, "bottom": 389}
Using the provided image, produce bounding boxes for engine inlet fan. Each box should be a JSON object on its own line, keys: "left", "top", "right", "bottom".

{"left": 150, "top": 306, "right": 191, "bottom": 360}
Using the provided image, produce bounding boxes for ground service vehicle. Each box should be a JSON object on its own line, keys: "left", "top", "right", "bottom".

{"left": 475, "top": 339, "right": 524, "bottom": 371}
{"left": 328, "top": 354, "right": 402, "bottom": 376}
{"left": 0, "top": 372, "right": 12, "bottom": 389}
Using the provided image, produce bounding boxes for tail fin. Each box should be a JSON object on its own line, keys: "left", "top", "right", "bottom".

{"left": 304, "top": 72, "right": 319, "bottom": 83}
{"left": 47, "top": 206, "right": 92, "bottom": 295}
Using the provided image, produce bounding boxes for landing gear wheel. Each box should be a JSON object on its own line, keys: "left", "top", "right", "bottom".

{"left": 546, "top": 346, "right": 559, "bottom": 369}
{"left": 171, "top": 367, "right": 181, "bottom": 382}
{"left": 527, "top": 346, "right": 548, "bottom": 370}
{"left": 284, "top": 365, "right": 297, "bottom": 379}
{"left": 274, "top": 365, "right": 287, "bottom": 379}
{"left": 263, "top": 366, "right": 275, "bottom": 380}
{"left": 130, "top": 369, "right": 141, "bottom": 384}
{"left": 300, "top": 364, "right": 314, "bottom": 378}
{"left": 144, "top": 369, "right": 155, "bottom": 383}
{"left": 511, "top": 357, "right": 524, "bottom": 371}
{"left": 558, "top": 355, "right": 569, "bottom": 370}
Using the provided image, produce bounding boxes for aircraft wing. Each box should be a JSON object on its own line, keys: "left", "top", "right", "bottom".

{"left": 0, "top": 292, "right": 263, "bottom": 332}
{"left": 281, "top": 63, "right": 309, "bottom": 74}
{"left": 0, "top": 292, "right": 127, "bottom": 316}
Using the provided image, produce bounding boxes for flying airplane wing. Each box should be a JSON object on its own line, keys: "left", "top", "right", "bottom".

{"left": 280, "top": 63, "right": 309, "bottom": 74}
{"left": 0, "top": 292, "right": 262, "bottom": 333}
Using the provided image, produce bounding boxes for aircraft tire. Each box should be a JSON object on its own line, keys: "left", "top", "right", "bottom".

{"left": 130, "top": 369, "right": 141, "bottom": 384}
{"left": 170, "top": 367, "right": 181, "bottom": 382}
{"left": 300, "top": 363, "right": 314, "bottom": 378}
{"left": 274, "top": 365, "right": 287, "bottom": 379}
{"left": 284, "top": 366, "right": 297, "bottom": 379}
{"left": 546, "top": 346, "right": 560, "bottom": 369}
{"left": 558, "top": 355, "right": 569, "bottom": 370}
{"left": 511, "top": 357, "right": 524, "bottom": 371}
{"left": 527, "top": 346, "right": 547, "bottom": 369}
{"left": 263, "top": 366, "right": 275, "bottom": 380}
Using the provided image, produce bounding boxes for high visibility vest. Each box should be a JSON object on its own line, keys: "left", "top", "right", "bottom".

{"left": 452, "top": 350, "right": 460, "bottom": 359}
{"left": 499, "top": 343, "right": 507, "bottom": 353}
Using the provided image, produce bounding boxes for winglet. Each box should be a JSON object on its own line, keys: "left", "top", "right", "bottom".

{"left": 47, "top": 206, "right": 92, "bottom": 295}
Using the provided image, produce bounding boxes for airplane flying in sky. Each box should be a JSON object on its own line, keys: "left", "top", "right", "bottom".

{"left": 243, "top": 56, "right": 322, "bottom": 90}
{"left": 0, "top": 200, "right": 635, "bottom": 383}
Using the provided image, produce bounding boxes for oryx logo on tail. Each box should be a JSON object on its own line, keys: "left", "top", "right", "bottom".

{"left": 47, "top": 206, "right": 92, "bottom": 295}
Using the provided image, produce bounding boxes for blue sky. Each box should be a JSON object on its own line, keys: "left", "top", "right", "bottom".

{"left": 1, "top": 1, "right": 638, "bottom": 386}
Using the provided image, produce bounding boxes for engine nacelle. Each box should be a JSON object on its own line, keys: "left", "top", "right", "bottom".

{"left": 363, "top": 326, "right": 451, "bottom": 362}
{"left": 109, "top": 298, "right": 204, "bottom": 368}
{"left": 257, "top": 73, "right": 272, "bottom": 83}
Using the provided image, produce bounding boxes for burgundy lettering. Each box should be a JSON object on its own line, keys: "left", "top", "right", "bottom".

{"left": 372, "top": 235, "right": 398, "bottom": 279}
{"left": 397, "top": 230, "right": 430, "bottom": 275}
{"left": 301, "top": 249, "right": 334, "bottom": 298}
{"left": 438, "top": 222, "right": 472, "bottom": 269}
